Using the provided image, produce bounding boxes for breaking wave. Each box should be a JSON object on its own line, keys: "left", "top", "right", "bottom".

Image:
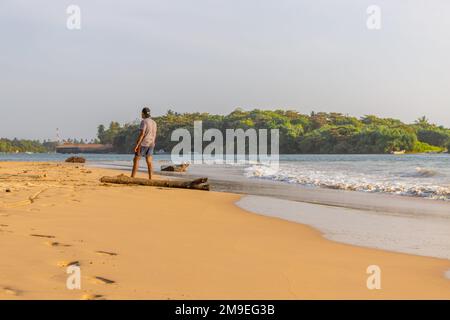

{"left": 244, "top": 164, "right": 450, "bottom": 201}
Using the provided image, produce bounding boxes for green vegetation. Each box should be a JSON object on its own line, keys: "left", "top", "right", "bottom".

{"left": 0, "top": 138, "right": 58, "bottom": 153}
{"left": 2, "top": 111, "right": 448, "bottom": 154}
{"left": 412, "top": 141, "right": 444, "bottom": 153}
{"left": 0, "top": 138, "right": 100, "bottom": 153}
{"left": 97, "top": 110, "right": 450, "bottom": 154}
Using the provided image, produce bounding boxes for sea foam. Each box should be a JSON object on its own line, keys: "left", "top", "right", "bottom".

{"left": 244, "top": 163, "right": 450, "bottom": 200}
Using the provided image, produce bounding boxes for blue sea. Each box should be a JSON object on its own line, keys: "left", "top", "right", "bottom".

{"left": 1, "top": 153, "right": 449, "bottom": 200}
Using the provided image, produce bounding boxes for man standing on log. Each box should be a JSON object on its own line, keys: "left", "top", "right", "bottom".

{"left": 131, "top": 107, "right": 157, "bottom": 179}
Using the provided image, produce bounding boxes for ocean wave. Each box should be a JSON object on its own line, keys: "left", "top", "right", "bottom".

{"left": 244, "top": 164, "right": 450, "bottom": 200}
{"left": 412, "top": 167, "right": 438, "bottom": 178}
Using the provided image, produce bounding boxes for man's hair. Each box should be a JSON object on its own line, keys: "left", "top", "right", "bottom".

{"left": 142, "top": 107, "right": 151, "bottom": 118}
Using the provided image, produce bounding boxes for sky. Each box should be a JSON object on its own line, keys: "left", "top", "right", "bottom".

{"left": 1, "top": 0, "right": 449, "bottom": 141}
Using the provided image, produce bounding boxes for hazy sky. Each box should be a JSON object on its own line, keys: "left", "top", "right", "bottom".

{"left": 1, "top": 0, "right": 449, "bottom": 140}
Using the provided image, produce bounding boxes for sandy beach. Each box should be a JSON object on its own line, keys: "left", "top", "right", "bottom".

{"left": 1, "top": 161, "right": 450, "bottom": 300}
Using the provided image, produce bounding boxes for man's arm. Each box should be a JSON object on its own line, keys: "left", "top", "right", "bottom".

{"left": 134, "top": 129, "right": 145, "bottom": 153}
{"left": 152, "top": 122, "right": 157, "bottom": 146}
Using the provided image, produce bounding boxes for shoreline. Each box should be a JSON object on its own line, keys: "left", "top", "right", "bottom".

{"left": 97, "top": 162, "right": 450, "bottom": 261}
{"left": 2, "top": 152, "right": 450, "bottom": 203}
{"left": 94, "top": 161, "right": 450, "bottom": 218}
{"left": 1, "top": 161, "right": 449, "bottom": 299}
{"left": 236, "top": 195, "right": 450, "bottom": 261}
{"left": 93, "top": 159, "right": 450, "bottom": 205}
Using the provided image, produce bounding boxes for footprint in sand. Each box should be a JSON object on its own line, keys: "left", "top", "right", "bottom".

{"left": 57, "top": 260, "right": 80, "bottom": 267}
{"left": 30, "top": 234, "right": 55, "bottom": 239}
{"left": 91, "top": 276, "right": 116, "bottom": 285}
{"left": 95, "top": 250, "right": 118, "bottom": 256}
{"left": 45, "top": 241, "right": 72, "bottom": 247}
{"left": 2, "top": 287, "right": 21, "bottom": 296}
{"left": 81, "top": 293, "right": 104, "bottom": 300}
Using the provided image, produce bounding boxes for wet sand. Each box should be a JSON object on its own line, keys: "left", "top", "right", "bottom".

{"left": 237, "top": 195, "right": 450, "bottom": 260}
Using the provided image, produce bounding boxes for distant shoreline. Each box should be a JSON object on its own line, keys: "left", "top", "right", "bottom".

{"left": 1, "top": 150, "right": 448, "bottom": 155}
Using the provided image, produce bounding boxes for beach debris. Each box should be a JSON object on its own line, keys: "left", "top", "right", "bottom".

{"left": 5, "top": 188, "right": 11, "bottom": 193}
{"left": 28, "top": 189, "right": 46, "bottom": 204}
{"left": 65, "top": 156, "right": 86, "bottom": 163}
{"left": 100, "top": 174, "right": 209, "bottom": 191}
{"left": 161, "top": 163, "right": 190, "bottom": 172}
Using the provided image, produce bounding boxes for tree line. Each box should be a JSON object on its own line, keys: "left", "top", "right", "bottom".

{"left": 0, "top": 138, "right": 100, "bottom": 153}
{"left": 2, "top": 110, "right": 449, "bottom": 154}
{"left": 0, "top": 138, "right": 58, "bottom": 153}
{"left": 96, "top": 109, "right": 450, "bottom": 154}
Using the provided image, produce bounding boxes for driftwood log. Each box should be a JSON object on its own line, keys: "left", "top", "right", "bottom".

{"left": 161, "top": 163, "right": 190, "bottom": 172}
{"left": 100, "top": 174, "right": 209, "bottom": 191}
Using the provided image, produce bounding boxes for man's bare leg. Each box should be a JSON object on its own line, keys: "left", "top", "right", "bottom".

{"left": 145, "top": 156, "right": 153, "bottom": 179}
{"left": 131, "top": 155, "right": 140, "bottom": 177}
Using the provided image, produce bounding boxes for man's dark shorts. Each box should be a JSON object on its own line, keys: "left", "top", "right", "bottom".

{"left": 135, "top": 146, "right": 154, "bottom": 157}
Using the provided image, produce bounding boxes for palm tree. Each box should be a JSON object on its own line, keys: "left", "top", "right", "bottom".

{"left": 415, "top": 116, "right": 429, "bottom": 127}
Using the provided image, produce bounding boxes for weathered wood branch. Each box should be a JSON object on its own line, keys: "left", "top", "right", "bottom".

{"left": 161, "top": 163, "right": 190, "bottom": 172}
{"left": 100, "top": 174, "right": 209, "bottom": 191}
